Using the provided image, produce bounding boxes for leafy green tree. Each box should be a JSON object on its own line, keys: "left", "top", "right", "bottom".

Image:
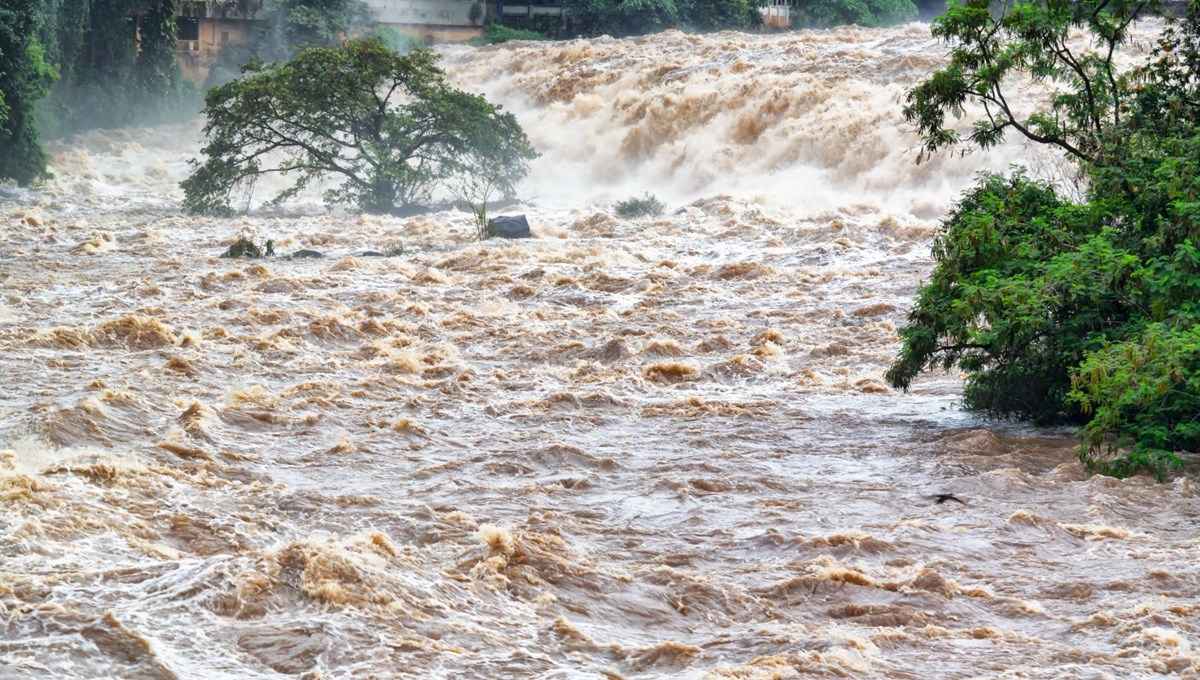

{"left": 568, "top": 0, "right": 765, "bottom": 37}
{"left": 255, "top": 0, "right": 372, "bottom": 60}
{"left": 1, "top": 0, "right": 56, "bottom": 184}
{"left": 569, "top": 0, "right": 681, "bottom": 36}
{"left": 35, "top": 0, "right": 198, "bottom": 136}
{"left": 902, "top": 0, "right": 1150, "bottom": 165}
{"left": 686, "top": 0, "right": 766, "bottom": 30}
{"left": 889, "top": 0, "right": 1200, "bottom": 477}
{"left": 134, "top": 0, "right": 185, "bottom": 109}
{"left": 181, "top": 38, "right": 538, "bottom": 215}
{"left": 795, "top": 0, "right": 918, "bottom": 28}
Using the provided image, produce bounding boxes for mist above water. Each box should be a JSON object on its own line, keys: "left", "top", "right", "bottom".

{"left": 1, "top": 21, "right": 1197, "bottom": 680}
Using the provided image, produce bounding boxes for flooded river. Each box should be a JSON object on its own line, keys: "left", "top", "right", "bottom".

{"left": 1, "top": 22, "right": 1197, "bottom": 679}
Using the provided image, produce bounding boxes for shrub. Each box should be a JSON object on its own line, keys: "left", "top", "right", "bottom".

{"left": 472, "top": 24, "right": 551, "bottom": 45}
{"left": 889, "top": 0, "right": 1200, "bottom": 477}
{"left": 221, "top": 236, "right": 275, "bottom": 258}
{"left": 614, "top": 193, "right": 665, "bottom": 219}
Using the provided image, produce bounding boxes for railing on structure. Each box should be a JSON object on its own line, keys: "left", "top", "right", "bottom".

{"left": 500, "top": 3, "right": 565, "bottom": 17}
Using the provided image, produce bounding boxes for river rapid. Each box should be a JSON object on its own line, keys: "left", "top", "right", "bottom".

{"left": 1, "top": 22, "right": 1198, "bottom": 680}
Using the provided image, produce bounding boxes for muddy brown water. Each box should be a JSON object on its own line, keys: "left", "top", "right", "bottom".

{"left": 1, "top": 23, "right": 1197, "bottom": 680}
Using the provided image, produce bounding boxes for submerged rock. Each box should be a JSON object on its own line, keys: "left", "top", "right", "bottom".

{"left": 292, "top": 249, "right": 324, "bottom": 259}
{"left": 487, "top": 215, "right": 531, "bottom": 239}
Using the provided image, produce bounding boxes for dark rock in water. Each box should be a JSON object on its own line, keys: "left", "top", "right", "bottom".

{"left": 359, "top": 251, "right": 385, "bottom": 257}
{"left": 388, "top": 204, "right": 431, "bottom": 217}
{"left": 487, "top": 215, "right": 531, "bottom": 239}
{"left": 292, "top": 249, "right": 324, "bottom": 259}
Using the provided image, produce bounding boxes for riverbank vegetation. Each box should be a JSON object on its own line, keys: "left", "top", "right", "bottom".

{"left": 181, "top": 38, "right": 536, "bottom": 216}
{"left": 2, "top": 0, "right": 931, "bottom": 185}
{"left": 889, "top": 0, "right": 1200, "bottom": 478}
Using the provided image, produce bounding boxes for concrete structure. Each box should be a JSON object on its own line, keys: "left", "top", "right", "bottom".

{"left": 762, "top": 0, "right": 798, "bottom": 29}
{"left": 174, "top": 0, "right": 485, "bottom": 85}
{"left": 176, "top": 1, "right": 260, "bottom": 84}
{"left": 499, "top": 0, "right": 566, "bottom": 27}
{"left": 368, "top": 0, "right": 487, "bottom": 43}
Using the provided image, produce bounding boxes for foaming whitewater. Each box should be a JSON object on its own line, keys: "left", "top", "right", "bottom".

{"left": 440, "top": 24, "right": 1049, "bottom": 213}
{"left": 3, "top": 22, "right": 1198, "bottom": 680}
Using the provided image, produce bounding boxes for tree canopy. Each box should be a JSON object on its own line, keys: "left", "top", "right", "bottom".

{"left": 566, "top": 0, "right": 767, "bottom": 37}
{"left": 34, "top": 0, "right": 197, "bottom": 138}
{"left": 1, "top": 0, "right": 56, "bottom": 184}
{"left": 889, "top": 0, "right": 1200, "bottom": 477}
{"left": 181, "top": 37, "right": 538, "bottom": 215}
{"left": 796, "top": 0, "right": 919, "bottom": 28}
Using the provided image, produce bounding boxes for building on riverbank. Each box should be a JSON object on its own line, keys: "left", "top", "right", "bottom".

{"left": 174, "top": 0, "right": 486, "bottom": 84}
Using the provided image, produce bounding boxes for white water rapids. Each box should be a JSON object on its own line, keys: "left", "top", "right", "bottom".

{"left": 1, "top": 21, "right": 1197, "bottom": 680}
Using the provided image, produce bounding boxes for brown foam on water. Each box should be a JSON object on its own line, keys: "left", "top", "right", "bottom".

{"left": 3, "top": 19, "right": 1197, "bottom": 680}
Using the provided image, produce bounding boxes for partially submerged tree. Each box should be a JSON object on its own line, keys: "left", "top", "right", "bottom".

{"left": 181, "top": 38, "right": 538, "bottom": 215}
{"left": 889, "top": 0, "right": 1200, "bottom": 477}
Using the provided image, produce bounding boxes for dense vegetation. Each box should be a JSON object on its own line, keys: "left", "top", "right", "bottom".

{"left": 251, "top": 0, "right": 372, "bottom": 60}
{"left": 0, "top": 0, "right": 56, "bottom": 184}
{"left": 560, "top": 0, "right": 918, "bottom": 37}
{"left": 181, "top": 38, "right": 536, "bottom": 215}
{"left": 796, "top": 0, "right": 919, "bottom": 28}
{"left": 566, "top": 0, "right": 768, "bottom": 37}
{"left": 0, "top": 0, "right": 200, "bottom": 183}
{"left": 889, "top": 0, "right": 1200, "bottom": 477}
{"left": 36, "top": 0, "right": 196, "bottom": 138}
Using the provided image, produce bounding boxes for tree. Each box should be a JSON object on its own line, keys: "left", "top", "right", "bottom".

{"left": 134, "top": 0, "right": 185, "bottom": 110}
{"left": 686, "top": 0, "right": 766, "bottom": 30}
{"left": 567, "top": 0, "right": 765, "bottom": 37}
{"left": 888, "top": 0, "right": 1200, "bottom": 477}
{"left": 795, "top": 0, "right": 919, "bottom": 28}
{"left": 569, "top": 0, "right": 682, "bottom": 36}
{"left": 1, "top": 0, "right": 56, "bottom": 184}
{"left": 35, "top": 0, "right": 198, "bottom": 137}
{"left": 181, "top": 38, "right": 538, "bottom": 215}
{"left": 255, "top": 0, "right": 372, "bottom": 61}
{"left": 902, "top": 0, "right": 1150, "bottom": 165}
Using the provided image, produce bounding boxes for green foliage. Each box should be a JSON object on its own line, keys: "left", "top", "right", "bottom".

{"left": 1, "top": 0, "right": 56, "bottom": 184}
{"left": 34, "top": 0, "right": 200, "bottom": 137}
{"left": 567, "top": 0, "right": 764, "bottom": 37}
{"left": 221, "top": 236, "right": 275, "bottom": 258}
{"left": 452, "top": 170, "right": 505, "bottom": 241}
{"left": 685, "top": 0, "right": 767, "bottom": 31}
{"left": 890, "top": 1, "right": 1200, "bottom": 477}
{"left": 370, "top": 26, "right": 423, "bottom": 53}
{"left": 903, "top": 0, "right": 1153, "bottom": 165}
{"left": 795, "top": 0, "right": 919, "bottom": 28}
{"left": 1070, "top": 323, "right": 1200, "bottom": 477}
{"left": 182, "top": 38, "right": 538, "bottom": 216}
{"left": 614, "top": 193, "right": 666, "bottom": 218}
{"left": 469, "top": 1, "right": 484, "bottom": 26}
{"left": 255, "top": 0, "right": 372, "bottom": 60}
{"left": 470, "top": 24, "right": 551, "bottom": 45}
{"left": 134, "top": 0, "right": 186, "bottom": 113}
{"left": 570, "top": 0, "right": 680, "bottom": 36}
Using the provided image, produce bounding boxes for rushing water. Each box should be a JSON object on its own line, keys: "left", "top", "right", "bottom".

{"left": 2, "top": 22, "right": 1198, "bottom": 680}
